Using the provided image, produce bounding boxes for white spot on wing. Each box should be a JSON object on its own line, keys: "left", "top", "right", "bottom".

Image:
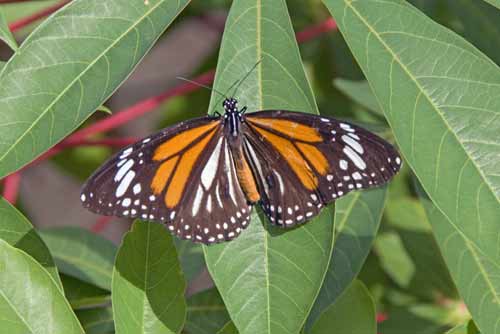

{"left": 342, "top": 135, "right": 364, "bottom": 154}
{"left": 343, "top": 146, "right": 366, "bottom": 170}
{"left": 201, "top": 138, "right": 223, "bottom": 190}
{"left": 340, "top": 159, "right": 348, "bottom": 170}
{"left": 192, "top": 185, "right": 204, "bottom": 216}
{"left": 80, "top": 194, "right": 86, "bottom": 202}
{"left": 116, "top": 170, "right": 136, "bottom": 197}
{"left": 114, "top": 159, "right": 134, "bottom": 182}
{"left": 133, "top": 183, "right": 141, "bottom": 194}
{"left": 273, "top": 171, "right": 285, "bottom": 195}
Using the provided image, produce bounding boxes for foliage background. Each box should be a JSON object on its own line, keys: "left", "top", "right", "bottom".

{"left": 0, "top": 0, "right": 499, "bottom": 333}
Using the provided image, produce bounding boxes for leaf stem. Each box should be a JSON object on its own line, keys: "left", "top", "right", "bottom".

{"left": 8, "top": 0, "right": 70, "bottom": 32}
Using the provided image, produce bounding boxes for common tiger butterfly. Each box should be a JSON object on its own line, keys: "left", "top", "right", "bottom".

{"left": 81, "top": 97, "right": 401, "bottom": 244}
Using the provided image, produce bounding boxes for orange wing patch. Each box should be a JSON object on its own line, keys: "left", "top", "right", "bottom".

{"left": 233, "top": 147, "right": 261, "bottom": 203}
{"left": 296, "top": 143, "right": 328, "bottom": 175}
{"left": 165, "top": 129, "right": 217, "bottom": 208}
{"left": 247, "top": 117, "right": 323, "bottom": 143}
{"left": 153, "top": 121, "right": 219, "bottom": 161}
{"left": 151, "top": 156, "right": 179, "bottom": 195}
{"left": 252, "top": 126, "right": 318, "bottom": 190}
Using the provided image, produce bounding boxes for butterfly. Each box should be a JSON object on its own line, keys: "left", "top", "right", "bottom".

{"left": 81, "top": 97, "right": 402, "bottom": 244}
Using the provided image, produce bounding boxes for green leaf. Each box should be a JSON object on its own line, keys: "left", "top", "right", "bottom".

{"left": 96, "top": 105, "right": 112, "bottom": 115}
{"left": 0, "top": 9, "right": 17, "bottom": 51}
{"left": 322, "top": 0, "right": 500, "bottom": 274}
{"left": 204, "top": 1, "right": 335, "bottom": 334}
{"left": 306, "top": 188, "right": 386, "bottom": 330}
{"left": 309, "top": 280, "right": 376, "bottom": 334}
{"left": 445, "top": 324, "right": 467, "bottom": 334}
{"left": 217, "top": 322, "right": 239, "bottom": 334}
{"left": 378, "top": 306, "right": 449, "bottom": 334}
{"left": 76, "top": 307, "right": 114, "bottom": 334}
{"left": 175, "top": 239, "right": 205, "bottom": 282}
{"left": 0, "top": 239, "right": 85, "bottom": 334}
{"left": 40, "top": 226, "right": 117, "bottom": 290}
{"left": 185, "top": 288, "right": 230, "bottom": 334}
{"left": 0, "top": 197, "right": 61, "bottom": 288}
{"left": 60, "top": 274, "right": 110, "bottom": 309}
{"left": 420, "top": 191, "right": 500, "bottom": 334}
{"left": 0, "top": 0, "right": 191, "bottom": 178}
{"left": 333, "top": 79, "right": 381, "bottom": 114}
{"left": 374, "top": 231, "right": 416, "bottom": 288}
{"left": 112, "top": 221, "right": 186, "bottom": 334}
{"left": 481, "top": 0, "right": 500, "bottom": 10}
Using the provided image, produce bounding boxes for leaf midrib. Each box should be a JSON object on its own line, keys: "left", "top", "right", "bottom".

{"left": 0, "top": 0, "right": 166, "bottom": 166}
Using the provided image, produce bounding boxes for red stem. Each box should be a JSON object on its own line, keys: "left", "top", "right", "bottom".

{"left": 2, "top": 172, "right": 21, "bottom": 204}
{"left": 8, "top": 0, "right": 70, "bottom": 32}
{"left": 91, "top": 216, "right": 113, "bottom": 233}
{"left": 296, "top": 18, "right": 337, "bottom": 43}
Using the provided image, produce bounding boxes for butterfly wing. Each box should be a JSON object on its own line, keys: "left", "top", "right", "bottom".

{"left": 81, "top": 116, "right": 252, "bottom": 244}
{"left": 243, "top": 110, "right": 401, "bottom": 227}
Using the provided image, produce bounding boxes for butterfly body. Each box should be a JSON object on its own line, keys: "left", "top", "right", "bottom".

{"left": 81, "top": 98, "right": 402, "bottom": 244}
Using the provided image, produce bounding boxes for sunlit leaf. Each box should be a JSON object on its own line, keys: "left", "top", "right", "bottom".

{"left": 113, "top": 221, "right": 186, "bottom": 334}
{"left": 306, "top": 188, "right": 386, "bottom": 330}
{"left": 0, "top": 0, "right": 191, "bottom": 178}
{"left": 420, "top": 190, "right": 500, "bottom": 334}
{"left": 204, "top": 1, "right": 335, "bottom": 334}
{"left": 0, "top": 9, "right": 17, "bottom": 51}
{"left": 217, "top": 322, "right": 239, "bottom": 334}
{"left": 481, "top": 0, "right": 500, "bottom": 10}
{"left": 309, "top": 280, "right": 376, "bottom": 334}
{"left": 0, "top": 197, "right": 61, "bottom": 288}
{"left": 322, "top": 0, "right": 500, "bottom": 279}
{"left": 0, "top": 239, "right": 84, "bottom": 334}
{"left": 40, "top": 227, "right": 116, "bottom": 290}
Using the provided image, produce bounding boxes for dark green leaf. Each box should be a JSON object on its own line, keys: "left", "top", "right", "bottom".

{"left": 204, "top": 1, "right": 335, "bottom": 334}
{"left": 40, "top": 226, "right": 117, "bottom": 290}
{"left": 76, "top": 307, "right": 114, "bottom": 334}
{"left": 185, "top": 288, "right": 230, "bottom": 334}
{"left": 217, "top": 322, "right": 239, "bottom": 334}
{"left": 333, "top": 79, "right": 381, "bottom": 114}
{"left": 322, "top": 0, "right": 500, "bottom": 278}
{"left": 113, "top": 221, "right": 186, "bottom": 334}
{"left": 378, "top": 306, "right": 449, "bottom": 334}
{"left": 61, "top": 274, "right": 110, "bottom": 309}
{"left": 309, "top": 280, "right": 376, "bottom": 334}
{"left": 481, "top": 0, "right": 500, "bottom": 9}
{"left": 175, "top": 239, "right": 205, "bottom": 282}
{"left": 307, "top": 188, "right": 386, "bottom": 330}
{"left": 0, "top": 9, "right": 17, "bottom": 51}
{"left": 0, "top": 239, "right": 84, "bottom": 334}
{"left": 0, "top": 0, "right": 191, "bottom": 178}
{"left": 0, "top": 197, "right": 61, "bottom": 288}
{"left": 420, "top": 191, "right": 500, "bottom": 334}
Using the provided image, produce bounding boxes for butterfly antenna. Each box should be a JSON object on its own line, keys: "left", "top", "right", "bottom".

{"left": 176, "top": 76, "right": 227, "bottom": 99}
{"left": 229, "top": 59, "right": 263, "bottom": 98}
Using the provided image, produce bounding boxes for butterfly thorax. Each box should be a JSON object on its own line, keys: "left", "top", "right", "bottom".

{"left": 222, "top": 98, "right": 244, "bottom": 137}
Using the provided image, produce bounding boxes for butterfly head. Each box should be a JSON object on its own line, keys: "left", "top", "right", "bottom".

{"left": 223, "top": 98, "right": 239, "bottom": 114}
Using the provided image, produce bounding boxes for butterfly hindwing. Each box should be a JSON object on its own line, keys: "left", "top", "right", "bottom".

{"left": 243, "top": 110, "right": 401, "bottom": 227}
{"left": 81, "top": 116, "right": 251, "bottom": 244}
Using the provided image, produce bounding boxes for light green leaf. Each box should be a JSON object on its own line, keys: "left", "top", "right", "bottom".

{"left": 481, "top": 0, "right": 500, "bottom": 10}
{"left": 60, "top": 274, "right": 110, "bottom": 310}
{"left": 309, "top": 280, "right": 376, "bottom": 334}
{"left": 374, "top": 231, "right": 416, "bottom": 288}
{"left": 0, "top": 9, "right": 17, "bottom": 51}
{"left": 420, "top": 191, "right": 500, "bottom": 334}
{"left": 217, "top": 322, "right": 239, "bottom": 334}
{"left": 0, "top": 0, "right": 191, "bottom": 178}
{"left": 0, "top": 197, "right": 61, "bottom": 288}
{"left": 204, "top": 1, "right": 335, "bottom": 334}
{"left": 40, "top": 226, "right": 117, "bottom": 290}
{"left": 322, "top": 0, "right": 500, "bottom": 273}
{"left": 185, "top": 288, "right": 230, "bottom": 334}
{"left": 96, "top": 105, "right": 112, "bottom": 115}
{"left": 175, "top": 239, "right": 205, "bottom": 282}
{"left": 333, "top": 79, "right": 381, "bottom": 114}
{"left": 112, "top": 221, "right": 186, "bottom": 334}
{"left": 0, "top": 239, "right": 85, "bottom": 334}
{"left": 76, "top": 307, "right": 114, "bottom": 334}
{"left": 445, "top": 324, "right": 467, "bottom": 334}
{"left": 306, "top": 188, "right": 386, "bottom": 330}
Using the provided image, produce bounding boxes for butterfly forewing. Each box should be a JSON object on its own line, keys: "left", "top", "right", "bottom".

{"left": 81, "top": 116, "right": 252, "bottom": 244}
{"left": 243, "top": 110, "right": 401, "bottom": 227}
